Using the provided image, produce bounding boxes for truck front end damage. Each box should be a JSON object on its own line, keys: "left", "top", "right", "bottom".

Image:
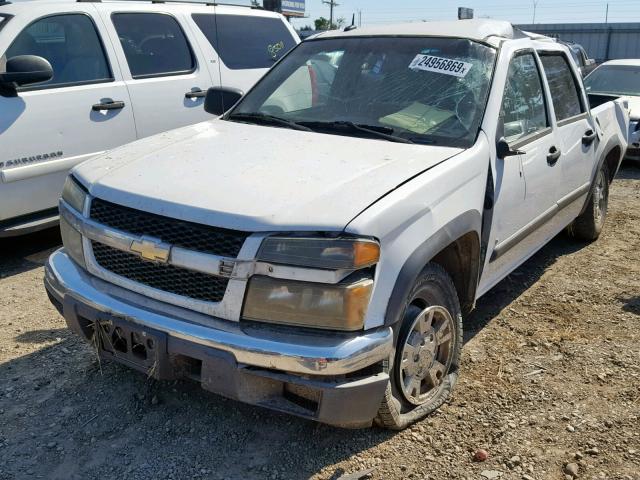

{"left": 44, "top": 178, "right": 393, "bottom": 428}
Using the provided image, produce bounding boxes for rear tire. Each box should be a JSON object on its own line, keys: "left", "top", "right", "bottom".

{"left": 568, "top": 163, "right": 609, "bottom": 241}
{"left": 375, "top": 263, "right": 463, "bottom": 430}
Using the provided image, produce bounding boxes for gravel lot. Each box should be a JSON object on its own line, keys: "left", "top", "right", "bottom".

{"left": 0, "top": 166, "right": 639, "bottom": 480}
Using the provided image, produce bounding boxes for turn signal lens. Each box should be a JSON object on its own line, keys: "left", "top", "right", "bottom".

{"left": 258, "top": 237, "right": 379, "bottom": 269}
{"left": 60, "top": 215, "right": 86, "bottom": 269}
{"left": 353, "top": 241, "right": 380, "bottom": 268}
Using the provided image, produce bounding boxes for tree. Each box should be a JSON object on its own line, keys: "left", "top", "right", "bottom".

{"left": 314, "top": 16, "right": 346, "bottom": 30}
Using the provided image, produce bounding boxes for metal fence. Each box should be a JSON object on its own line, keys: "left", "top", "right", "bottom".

{"left": 518, "top": 23, "right": 640, "bottom": 62}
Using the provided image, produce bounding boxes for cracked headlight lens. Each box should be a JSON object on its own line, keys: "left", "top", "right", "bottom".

{"left": 61, "top": 176, "right": 87, "bottom": 213}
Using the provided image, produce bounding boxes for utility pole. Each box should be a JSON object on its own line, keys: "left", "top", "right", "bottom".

{"left": 322, "top": 0, "right": 339, "bottom": 29}
{"left": 358, "top": 9, "right": 362, "bottom": 27}
{"left": 605, "top": 3, "right": 609, "bottom": 23}
{"left": 532, "top": 0, "right": 539, "bottom": 24}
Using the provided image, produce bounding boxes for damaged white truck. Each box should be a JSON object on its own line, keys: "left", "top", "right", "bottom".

{"left": 45, "top": 20, "right": 628, "bottom": 429}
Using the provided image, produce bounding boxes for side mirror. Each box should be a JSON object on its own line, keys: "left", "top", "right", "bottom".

{"left": 204, "top": 87, "right": 244, "bottom": 116}
{"left": 0, "top": 55, "right": 53, "bottom": 91}
{"left": 496, "top": 137, "right": 524, "bottom": 158}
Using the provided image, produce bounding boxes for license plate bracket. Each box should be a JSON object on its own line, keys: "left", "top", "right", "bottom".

{"left": 93, "top": 315, "right": 173, "bottom": 378}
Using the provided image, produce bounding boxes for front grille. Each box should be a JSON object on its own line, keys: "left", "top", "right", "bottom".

{"left": 90, "top": 198, "right": 249, "bottom": 258}
{"left": 92, "top": 242, "right": 229, "bottom": 303}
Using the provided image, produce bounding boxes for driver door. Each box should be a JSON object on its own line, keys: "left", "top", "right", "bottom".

{"left": 480, "top": 50, "right": 561, "bottom": 292}
{"left": 0, "top": 6, "right": 135, "bottom": 226}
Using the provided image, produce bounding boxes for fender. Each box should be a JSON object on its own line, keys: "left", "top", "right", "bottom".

{"left": 384, "top": 210, "right": 482, "bottom": 328}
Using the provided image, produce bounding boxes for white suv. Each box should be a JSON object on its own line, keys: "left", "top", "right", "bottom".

{"left": 46, "top": 20, "right": 628, "bottom": 429}
{"left": 0, "top": 0, "right": 298, "bottom": 236}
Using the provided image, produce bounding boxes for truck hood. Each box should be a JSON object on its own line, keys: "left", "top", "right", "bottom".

{"left": 74, "top": 120, "right": 462, "bottom": 232}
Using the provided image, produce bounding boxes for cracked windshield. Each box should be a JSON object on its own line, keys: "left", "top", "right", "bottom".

{"left": 230, "top": 37, "right": 496, "bottom": 147}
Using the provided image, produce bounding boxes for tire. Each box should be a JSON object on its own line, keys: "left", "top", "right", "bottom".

{"left": 568, "top": 163, "right": 609, "bottom": 241}
{"left": 375, "top": 263, "right": 463, "bottom": 430}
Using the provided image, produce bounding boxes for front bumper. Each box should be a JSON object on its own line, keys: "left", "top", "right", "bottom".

{"left": 44, "top": 249, "right": 393, "bottom": 428}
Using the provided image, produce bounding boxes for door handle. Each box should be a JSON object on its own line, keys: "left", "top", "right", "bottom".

{"left": 92, "top": 100, "right": 125, "bottom": 111}
{"left": 547, "top": 146, "right": 561, "bottom": 165}
{"left": 582, "top": 129, "right": 597, "bottom": 146}
{"left": 185, "top": 89, "right": 206, "bottom": 99}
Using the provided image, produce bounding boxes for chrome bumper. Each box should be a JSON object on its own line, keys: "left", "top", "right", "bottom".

{"left": 44, "top": 249, "right": 393, "bottom": 377}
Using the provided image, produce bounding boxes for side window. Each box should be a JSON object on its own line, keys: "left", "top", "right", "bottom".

{"left": 112, "top": 13, "right": 195, "bottom": 78}
{"left": 3, "top": 14, "right": 112, "bottom": 88}
{"left": 501, "top": 53, "right": 549, "bottom": 143}
{"left": 193, "top": 14, "right": 296, "bottom": 70}
{"left": 540, "top": 54, "right": 584, "bottom": 121}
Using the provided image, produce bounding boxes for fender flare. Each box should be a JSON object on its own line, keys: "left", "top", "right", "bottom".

{"left": 578, "top": 136, "right": 622, "bottom": 216}
{"left": 383, "top": 210, "right": 482, "bottom": 328}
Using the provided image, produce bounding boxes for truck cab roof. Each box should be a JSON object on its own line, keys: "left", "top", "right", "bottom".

{"left": 308, "top": 19, "right": 535, "bottom": 46}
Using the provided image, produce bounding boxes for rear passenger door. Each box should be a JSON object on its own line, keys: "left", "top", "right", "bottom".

{"left": 0, "top": 6, "right": 135, "bottom": 224}
{"left": 192, "top": 9, "right": 298, "bottom": 93}
{"left": 538, "top": 52, "right": 596, "bottom": 205}
{"left": 98, "top": 6, "right": 215, "bottom": 138}
{"left": 481, "top": 51, "right": 561, "bottom": 290}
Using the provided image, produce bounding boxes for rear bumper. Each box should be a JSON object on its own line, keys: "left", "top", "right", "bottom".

{"left": 44, "top": 249, "right": 393, "bottom": 427}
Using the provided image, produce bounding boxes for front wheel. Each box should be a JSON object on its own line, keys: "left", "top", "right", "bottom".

{"left": 568, "top": 164, "right": 609, "bottom": 241}
{"left": 375, "top": 263, "right": 463, "bottom": 430}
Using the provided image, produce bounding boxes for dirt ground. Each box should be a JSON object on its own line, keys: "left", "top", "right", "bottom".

{"left": 0, "top": 166, "right": 638, "bottom": 480}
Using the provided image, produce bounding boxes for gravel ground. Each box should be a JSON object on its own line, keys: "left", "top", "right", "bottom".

{"left": 0, "top": 166, "right": 639, "bottom": 480}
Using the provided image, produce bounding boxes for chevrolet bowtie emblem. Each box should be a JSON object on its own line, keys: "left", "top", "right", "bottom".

{"left": 130, "top": 236, "right": 171, "bottom": 263}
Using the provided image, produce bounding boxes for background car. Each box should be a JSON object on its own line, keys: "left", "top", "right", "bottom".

{"left": 585, "top": 59, "right": 640, "bottom": 161}
{"left": 0, "top": 0, "right": 299, "bottom": 237}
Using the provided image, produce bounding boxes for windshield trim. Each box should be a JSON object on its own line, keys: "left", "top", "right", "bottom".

{"left": 225, "top": 35, "right": 499, "bottom": 149}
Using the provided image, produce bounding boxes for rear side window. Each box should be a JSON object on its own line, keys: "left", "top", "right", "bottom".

{"left": 112, "top": 13, "right": 195, "bottom": 78}
{"left": 540, "top": 54, "right": 584, "bottom": 121}
{"left": 501, "top": 53, "right": 549, "bottom": 143}
{"left": 192, "top": 14, "right": 295, "bottom": 69}
{"left": 4, "top": 14, "right": 112, "bottom": 88}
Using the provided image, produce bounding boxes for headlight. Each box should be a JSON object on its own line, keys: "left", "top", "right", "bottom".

{"left": 257, "top": 237, "right": 379, "bottom": 269}
{"left": 243, "top": 276, "right": 374, "bottom": 331}
{"left": 61, "top": 175, "right": 87, "bottom": 213}
{"left": 60, "top": 215, "right": 86, "bottom": 269}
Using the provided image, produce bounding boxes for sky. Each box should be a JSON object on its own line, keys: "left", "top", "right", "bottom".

{"left": 263, "top": 0, "right": 640, "bottom": 28}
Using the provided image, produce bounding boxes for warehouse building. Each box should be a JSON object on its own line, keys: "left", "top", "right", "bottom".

{"left": 519, "top": 22, "right": 640, "bottom": 62}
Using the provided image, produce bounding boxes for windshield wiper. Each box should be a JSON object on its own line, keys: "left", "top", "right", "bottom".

{"left": 226, "top": 112, "right": 312, "bottom": 132}
{"left": 298, "top": 120, "right": 414, "bottom": 144}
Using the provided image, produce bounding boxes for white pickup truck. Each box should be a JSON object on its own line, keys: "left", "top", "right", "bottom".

{"left": 45, "top": 20, "right": 628, "bottom": 429}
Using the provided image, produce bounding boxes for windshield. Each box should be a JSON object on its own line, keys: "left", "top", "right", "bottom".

{"left": 585, "top": 65, "right": 640, "bottom": 96}
{"left": 228, "top": 36, "right": 496, "bottom": 147}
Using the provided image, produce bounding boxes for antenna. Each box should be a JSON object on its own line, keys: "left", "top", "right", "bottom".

{"left": 344, "top": 13, "right": 357, "bottom": 31}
